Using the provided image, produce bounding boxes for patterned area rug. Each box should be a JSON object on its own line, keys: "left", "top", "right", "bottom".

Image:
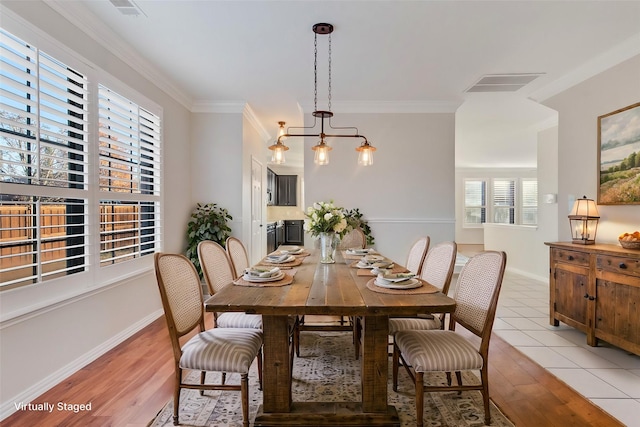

{"left": 149, "top": 332, "right": 513, "bottom": 427}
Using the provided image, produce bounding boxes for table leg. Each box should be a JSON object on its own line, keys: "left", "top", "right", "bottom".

{"left": 261, "top": 315, "right": 292, "bottom": 413}
{"left": 360, "top": 315, "right": 389, "bottom": 412}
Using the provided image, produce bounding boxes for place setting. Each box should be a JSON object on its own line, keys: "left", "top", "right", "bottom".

{"left": 270, "top": 245, "right": 310, "bottom": 257}
{"left": 233, "top": 266, "right": 295, "bottom": 287}
{"left": 366, "top": 271, "right": 439, "bottom": 295}
{"left": 343, "top": 247, "right": 377, "bottom": 260}
{"left": 259, "top": 252, "right": 303, "bottom": 267}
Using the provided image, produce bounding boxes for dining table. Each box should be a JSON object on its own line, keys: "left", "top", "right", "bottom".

{"left": 204, "top": 248, "right": 456, "bottom": 427}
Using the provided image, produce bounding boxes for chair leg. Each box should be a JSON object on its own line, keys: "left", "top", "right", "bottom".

{"left": 173, "top": 368, "right": 182, "bottom": 425}
{"left": 221, "top": 372, "right": 226, "bottom": 385}
{"left": 294, "top": 317, "right": 301, "bottom": 357}
{"left": 199, "top": 371, "right": 206, "bottom": 396}
{"left": 445, "top": 371, "right": 452, "bottom": 386}
{"left": 392, "top": 341, "right": 399, "bottom": 391}
{"left": 481, "top": 366, "right": 491, "bottom": 425}
{"left": 241, "top": 373, "right": 249, "bottom": 427}
{"left": 416, "top": 371, "right": 424, "bottom": 427}
{"left": 353, "top": 316, "right": 360, "bottom": 360}
{"left": 257, "top": 348, "right": 263, "bottom": 391}
{"left": 455, "top": 371, "right": 463, "bottom": 387}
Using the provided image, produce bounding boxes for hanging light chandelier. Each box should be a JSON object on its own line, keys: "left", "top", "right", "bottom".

{"left": 268, "top": 23, "right": 376, "bottom": 166}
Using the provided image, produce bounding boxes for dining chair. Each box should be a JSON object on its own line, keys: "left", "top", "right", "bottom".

{"left": 154, "top": 253, "right": 263, "bottom": 427}
{"left": 297, "top": 228, "right": 365, "bottom": 358}
{"left": 226, "top": 236, "right": 250, "bottom": 279}
{"left": 405, "top": 236, "right": 430, "bottom": 275}
{"left": 392, "top": 251, "right": 507, "bottom": 427}
{"left": 337, "top": 227, "right": 366, "bottom": 249}
{"left": 388, "top": 241, "right": 457, "bottom": 335}
{"left": 198, "top": 240, "right": 262, "bottom": 329}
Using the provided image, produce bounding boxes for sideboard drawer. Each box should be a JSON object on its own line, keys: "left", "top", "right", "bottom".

{"left": 597, "top": 255, "right": 640, "bottom": 279}
{"left": 552, "top": 248, "right": 590, "bottom": 267}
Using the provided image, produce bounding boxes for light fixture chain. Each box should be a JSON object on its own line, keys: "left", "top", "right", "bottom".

{"left": 314, "top": 32, "right": 318, "bottom": 112}
{"left": 328, "top": 33, "right": 332, "bottom": 112}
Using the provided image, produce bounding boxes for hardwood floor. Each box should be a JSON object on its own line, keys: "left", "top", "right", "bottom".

{"left": 3, "top": 316, "right": 623, "bottom": 427}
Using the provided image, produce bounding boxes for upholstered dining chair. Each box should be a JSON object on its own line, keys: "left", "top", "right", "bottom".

{"left": 296, "top": 227, "right": 365, "bottom": 359}
{"left": 337, "top": 227, "right": 366, "bottom": 249}
{"left": 154, "top": 253, "right": 263, "bottom": 427}
{"left": 197, "top": 240, "right": 262, "bottom": 329}
{"left": 392, "top": 251, "right": 507, "bottom": 427}
{"left": 226, "top": 236, "right": 250, "bottom": 279}
{"left": 388, "top": 241, "right": 457, "bottom": 335}
{"left": 405, "top": 236, "right": 430, "bottom": 275}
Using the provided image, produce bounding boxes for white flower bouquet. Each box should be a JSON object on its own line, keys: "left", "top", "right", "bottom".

{"left": 304, "top": 201, "right": 350, "bottom": 238}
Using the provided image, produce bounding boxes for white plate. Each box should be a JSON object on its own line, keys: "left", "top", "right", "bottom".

{"left": 356, "top": 261, "right": 376, "bottom": 269}
{"left": 346, "top": 248, "right": 374, "bottom": 255}
{"left": 377, "top": 272, "right": 416, "bottom": 283}
{"left": 280, "top": 247, "right": 304, "bottom": 255}
{"left": 374, "top": 278, "right": 422, "bottom": 289}
{"left": 243, "top": 271, "right": 285, "bottom": 282}
{"left": 266, "top": 255, "right": 295, "bottom": 263}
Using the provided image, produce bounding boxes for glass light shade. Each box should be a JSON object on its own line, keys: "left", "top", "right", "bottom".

{"left": 356, "top": 143, "right": 376, "bottom": 166}
{"left": 568, "top": 196, "right": 599, "bottom": 245}
{"left": 312, "top": 141, "right": 331, "bottom": 165}
{"left": 268, "top": 140, "right": 289, "bottom": 165}
{"left": 271, "top": 145, "right": 286, "bottom": 164}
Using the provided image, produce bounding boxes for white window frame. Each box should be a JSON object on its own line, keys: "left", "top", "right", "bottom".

{"left": 0, "top": 15, "right": 163, "bottom": 312}
{"left": 462, "top": 179, "right": 487, "bottom": 228}
{"left": 462, "top": 176, "right": 537, "bottom": 228}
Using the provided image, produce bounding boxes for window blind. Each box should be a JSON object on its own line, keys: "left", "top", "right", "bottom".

{"left": 493, "top": 179, "right": 515, "bottom": 224}
{"left": 1, "top": 28, "right": 88, "bottom": 290}
{"left": 464, "top": 180, "right": 486, "bottom": 225}
{"left": 521, "top": 179, "right": 538, "bottom": 225}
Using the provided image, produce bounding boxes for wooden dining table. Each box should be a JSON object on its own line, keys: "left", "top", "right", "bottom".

{"left": 204, "top": 249, "right": 456, "bottom": 426}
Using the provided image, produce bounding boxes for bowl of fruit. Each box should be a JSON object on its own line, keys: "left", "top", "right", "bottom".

{"left": 619, "top": 231, "right": 640, "bottom": 249}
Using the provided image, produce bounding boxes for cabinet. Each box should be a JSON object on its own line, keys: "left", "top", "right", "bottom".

{"left": 547, "top": 242, "right": 640, "bottom": 355}
{"left": 266, "top": 222, "right": 276, "bottom": 253}
{"left": 284, "top": 220, "right": 304, "bottom": 245}
{"left": 276, "top": 175, "right": 297, "bottom": 206}
{"left": 267, "top": 168, "right": 277, "bottom": 206}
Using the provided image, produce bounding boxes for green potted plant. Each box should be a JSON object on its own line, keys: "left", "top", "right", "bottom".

{"left": 186, "top": 203, "right": 233, "bottom": 278}
{"left": 344, "top": 208, "right": 375, "bottom": 246}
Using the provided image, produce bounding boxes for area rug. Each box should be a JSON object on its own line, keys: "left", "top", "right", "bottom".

{"left": 149, "top": 332, "right": 513, "bottom": 427}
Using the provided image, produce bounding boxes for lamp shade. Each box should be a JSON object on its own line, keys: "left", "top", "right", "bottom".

{"left": 356, "top": 142, "right": 376, "bottom": 166}
{"left": 568, "top": 196, "right": 599, "bottom": 245}
{"left": 312, "top": 140, "right": 331, "bottom": 165}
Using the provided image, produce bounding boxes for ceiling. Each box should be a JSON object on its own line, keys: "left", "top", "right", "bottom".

{"left": 46, "top": 0, "right": 640, "bottom": 167}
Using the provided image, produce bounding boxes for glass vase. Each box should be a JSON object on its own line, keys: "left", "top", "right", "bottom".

{"left": 319, "top": 232, "right": 337, "bottom": 264}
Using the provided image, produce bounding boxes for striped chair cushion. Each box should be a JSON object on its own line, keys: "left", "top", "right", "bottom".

{"left": 395, "top": 330, "right": 483, "bottom": 372}
{"left": 180, "top": 328, "right": 263, "bottom": 373}
{"left": 217, "top": 312, "right": 263, "bottom": 329}
{"left": 388, "top": 316, "right": 441, "bottom": 334}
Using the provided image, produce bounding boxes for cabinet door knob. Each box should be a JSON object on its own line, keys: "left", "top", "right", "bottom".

{"left": 568, "top": 255, "right": 574, "bottom": 260}
{"left": 584, "top": 293, "right": 589, "bottom": 299}
{"left": 589, "top": 296, "right": 595, "bottom": 301}
{"left": 619, "top": 263, "right": 627, "bottom": 269}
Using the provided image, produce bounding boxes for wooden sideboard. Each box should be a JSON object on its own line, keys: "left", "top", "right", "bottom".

{"left": 546, "top": 242, "right": 640, "bottom": 356}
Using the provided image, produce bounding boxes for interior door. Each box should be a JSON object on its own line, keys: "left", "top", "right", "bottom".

{"left": 250, "top": 157, "right": 264, "bottom": 264}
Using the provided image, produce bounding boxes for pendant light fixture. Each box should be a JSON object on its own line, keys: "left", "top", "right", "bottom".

{"left": 268, "top": 23, "right": 376, "bottom": 166}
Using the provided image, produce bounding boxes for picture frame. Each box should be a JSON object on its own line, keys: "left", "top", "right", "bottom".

{"left": 597, "top": 102, "right": 640, "bottom": 205}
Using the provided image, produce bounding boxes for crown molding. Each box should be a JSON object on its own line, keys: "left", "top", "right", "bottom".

{"left": 529, "top": 32, "right": 640, "bottom": 102}
{"left": 298, "top": 100, "right": 462, "bottom": 114}
{"left": 191, "top": 101, "right": 246, "bottom": 113}
{"left": 243, "top": 104, "right": 271, "bottom": 142}
{"left": 44, "top": 0, "right": 192, "bottom": 110}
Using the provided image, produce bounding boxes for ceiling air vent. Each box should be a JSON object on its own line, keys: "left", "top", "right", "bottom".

{"left": 109, "top": 0, "right": 146, "bottom": 17}
{"left": 465, "top": 73, "right": 544, "bottom": 93}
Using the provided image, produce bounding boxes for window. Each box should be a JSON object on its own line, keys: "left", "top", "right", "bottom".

{"left": 463, "top": 180, "right": 486, "bottom": 226}
{"left": 492, "top": 179, "right": 516, "bottom": 224}
{"left": 98, "top": 85, "right": 161, "bottom": 266}
{"left": 521, "top": 179, "right": 538, "bottom": 225}
{"left": 0, "top": 28, "right": 162, "bottom": 291}
{"left": 462, "top": 176, "right": 537, "bottom": 227}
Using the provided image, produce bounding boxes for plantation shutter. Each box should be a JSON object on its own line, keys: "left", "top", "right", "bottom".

{"left": 1, "top": 28, "right": 88, "bottom": 289}
{"left": 98, "top": 85, "right": 161, "bottom": 266}
{"left": 521, "top": 179, "right": 538, "bottom": 225}
{"left": 464, "top": 180, "right": 486, "bottom": 225}
{"left": 493, "top": 179, "right": 516, "bottom": 224}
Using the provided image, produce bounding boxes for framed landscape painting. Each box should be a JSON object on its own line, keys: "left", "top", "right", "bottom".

{"left": 598, "top": 102, "right": 640, "bottom": 205}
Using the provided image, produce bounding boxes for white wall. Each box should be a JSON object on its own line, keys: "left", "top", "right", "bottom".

{"left": 0, "top": 2, "right": 191, "bottom": 419}
{"left": 304, "top": 112, "right": 456, "bottom": 264}
{"left": 544, "top": 54, "right": 640, "bottom": 243}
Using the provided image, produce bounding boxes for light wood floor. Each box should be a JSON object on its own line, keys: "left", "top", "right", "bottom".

{"left": 3, "top": 315, "right": 623, "bottom": 427}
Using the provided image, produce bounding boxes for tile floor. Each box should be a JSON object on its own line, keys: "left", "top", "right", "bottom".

{"left": 493, "top": 271, "right": 640, "bottom": 427}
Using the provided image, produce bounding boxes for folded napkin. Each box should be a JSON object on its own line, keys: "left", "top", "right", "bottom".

{"left": 377, "top": 272, "right": 416, "bottom": 283}
{"left": 346, "top": 248, "right": 374, "bottom": 255}
{"left": 266, "top": 254, "right": 290, "bottom": 263}
{"left": 245, "top": 266, "right": 281, "bottom": 278}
